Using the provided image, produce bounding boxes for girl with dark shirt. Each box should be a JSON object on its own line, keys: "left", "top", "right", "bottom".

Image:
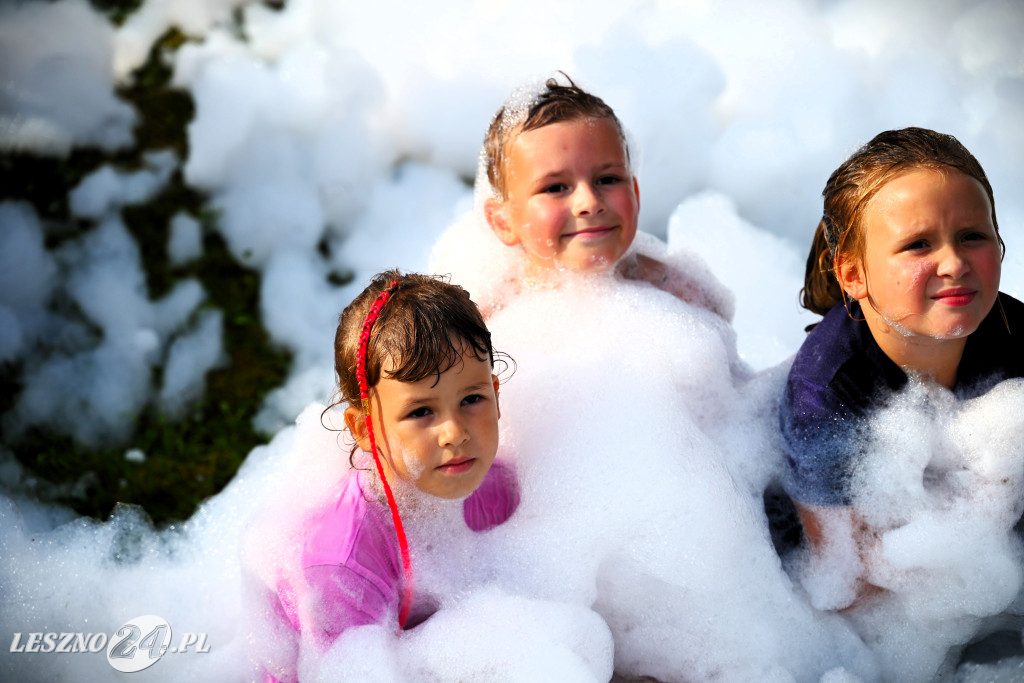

{"left": 780, "top": 127, "right": 1024, "bottom": 603}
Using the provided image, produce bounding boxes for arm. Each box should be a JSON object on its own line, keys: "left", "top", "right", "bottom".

{"left": 617, "top": 252, "right": 734, "bottom": 321}
{"left": 300, "top": 562, "right": 398, "bottom": 647}
{"left": 795, "top": 502, "right": 886, "bottom": 610}
{"left": 781, "top": 370, "right": 886, "bottom": 609}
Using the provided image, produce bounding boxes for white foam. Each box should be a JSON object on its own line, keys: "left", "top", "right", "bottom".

{"left": 167, "top": 211, "right": 204, "bottom": 266}
{"left": 2, "top": 0, "right": 1024, "bottom": 680}
{"left": 69, "top": 149, "right": 178, "bottom": 219}
{"left": 0, "top": 0, "right": 135, "bottom": 155}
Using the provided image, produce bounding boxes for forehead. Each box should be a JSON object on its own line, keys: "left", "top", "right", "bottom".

{"left": 506, "top": 117, "right": 626, "bottom": 169}
{"left": 863, "top": 168, "right": 992, "bottom": 237}
{"left": 378, "top": 348, "right": 492, "bottom": 391}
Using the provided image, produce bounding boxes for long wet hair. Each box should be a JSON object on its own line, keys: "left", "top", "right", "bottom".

{"left": 800, "top": 127, "right": 1003, "bottom": 326}
{"left": 483, "top": 73, "right": 628, "bottom": 199}
{"left": 332, "top": 270, "right": 498, "bottom": 417}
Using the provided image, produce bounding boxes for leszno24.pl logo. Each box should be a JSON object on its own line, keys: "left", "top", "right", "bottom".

{"left": 10, "top": 615, "right": 210, "bottom": 673}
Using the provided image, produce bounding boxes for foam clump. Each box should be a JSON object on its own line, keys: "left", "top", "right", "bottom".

{"left": 69, "top": 149, "right": 178, "bottom": 219}
{"left": 0, "top": 0, "right": 136, "bottom": 155}
{"left": 3, "top": 216, "right": 210, "bottom": 448}
{"left": 666, "top": 191, "right": 817, "bottom": 369}
{"left": 795, "top": 379, "right": 1024, "bottom": 680}
{"left": 167, "top": 211, "right": 204, "bottom": 266}
{"left": 455, "top": 265, "right": 878, "bottom": 680}
{"left": 0, "top": 202, "right": 58, "bottom": 364}
{"left": 158, "top": 308, "right": 226, "bottom": 419}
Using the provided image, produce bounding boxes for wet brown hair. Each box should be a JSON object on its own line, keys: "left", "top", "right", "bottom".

{"left": 800, "top": 127, "right": 1003, "bottom": 325}
{"left": 333, "top": 270, "right": 498, "bottom": 410}
{"left": 483, "top": 74, "right": 628, "bottom": 199}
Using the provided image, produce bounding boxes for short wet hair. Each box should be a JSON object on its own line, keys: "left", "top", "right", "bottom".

{"left": 483, "top": 74, "right": 628, "bottom": 198}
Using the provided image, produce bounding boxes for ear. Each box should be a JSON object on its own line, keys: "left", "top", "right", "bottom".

{"left": 484, "top": 197, "right": 520, "bottom": 246}
{"left": 344, "top": 405, "right": 371, "bottom": 452}
{"left": 491, "top": 374, "right": 501, "bottom": 420}
{"left": 835, "top": 254, "right": 867, "bottom": 301}
{"left": 632, "top": 176, "right": 640, "bottom": 210}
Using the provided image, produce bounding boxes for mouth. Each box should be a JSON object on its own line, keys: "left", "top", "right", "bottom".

{"left": 931, "top": 287, "right": 977, "bottom": 307}
{"left": 562, "top": 225, "right": 617, "bottom": 240}
{"left": 436, "top": 457, "right": 475, "bottom": 475}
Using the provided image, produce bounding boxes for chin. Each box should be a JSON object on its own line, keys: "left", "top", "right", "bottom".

{"left": 927, "top": 322, "right": 973, "bottom": 340}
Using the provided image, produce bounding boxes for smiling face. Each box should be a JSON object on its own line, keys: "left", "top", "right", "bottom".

{"left": 346, "top": 347, "right": 501, "bottom": 500}
{"left": 838, "top": 168, "right": 1001, "bottom": 345}
{"left": 484, "top": 117, "right": 640, "bottom": 275}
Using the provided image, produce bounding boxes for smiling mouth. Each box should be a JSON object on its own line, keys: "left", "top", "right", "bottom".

{"left": 563, "top": 226, "right": 616, "bottom": 239}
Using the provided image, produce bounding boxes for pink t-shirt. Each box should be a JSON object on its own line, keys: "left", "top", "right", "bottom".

{"left": 272, "top": 460, "right": 519, "bottom": 657}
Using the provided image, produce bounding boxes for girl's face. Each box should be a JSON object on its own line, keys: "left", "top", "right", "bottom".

{"left": 348, "top": 347, "right": 501, "bottom": 500}
{"left": 840, "top": 168, "right": 1001, "bottom": 342}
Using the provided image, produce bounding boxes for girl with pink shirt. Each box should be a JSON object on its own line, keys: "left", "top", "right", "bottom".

{"left": 252, "top": 270, "right": 519, "bottom": 681}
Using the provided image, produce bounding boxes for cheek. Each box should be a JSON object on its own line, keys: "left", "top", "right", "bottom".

{"left": 973, "top": 249, "right": 1002, "bottom": 287}
{"left": 883, "top": 259, "right": 930, "bottom": 295}
{"left": 611, "top": 190, "right": 638, "bottom": 221}
{"left": 905, "top": 261, "right": 931, "bottom": 292}
{"left": 521, "top": 212, "right": 564, "bottom": 248}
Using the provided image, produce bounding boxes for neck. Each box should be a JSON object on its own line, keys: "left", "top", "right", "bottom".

{"left": 520, "top": 259, "right": 564, "bottom": 290}
{"left": 861, "top": 304, "right": 966, "bottom": 390}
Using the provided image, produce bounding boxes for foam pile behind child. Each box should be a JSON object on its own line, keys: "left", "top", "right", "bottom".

{"left": 433, "top": 222, "right": 879, "bottom": 680}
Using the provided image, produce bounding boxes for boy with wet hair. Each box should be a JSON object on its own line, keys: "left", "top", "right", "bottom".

{"left": 479, "top": 75, "right": 732, "bottom": 318}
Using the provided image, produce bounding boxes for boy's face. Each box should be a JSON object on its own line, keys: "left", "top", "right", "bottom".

{"left": 485, "top": 117, "right": 639, "bottom": 274}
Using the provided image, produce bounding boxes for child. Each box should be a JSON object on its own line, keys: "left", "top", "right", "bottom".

{"left": 255, "top": 270, "right": 519, "bottom": 681}
{"left": 780, "top": 127, "right": 1024, "bottom": 601}
{"left": 467, "top": 74, "right": 731, "bottom": 319}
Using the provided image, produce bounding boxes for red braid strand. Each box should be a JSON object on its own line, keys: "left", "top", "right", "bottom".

{"left": 355, "top": 279, "right": 414, "bottom": 629}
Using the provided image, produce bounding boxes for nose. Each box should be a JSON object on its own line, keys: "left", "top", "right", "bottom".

{"left": 438, "top": 415, "right": 469, "bottom": 448}
{"left": 936, "top": 245, "right": 970, "bottom": 279}
{"left": 572, "top": 183, "right": 605, "bottom": 216}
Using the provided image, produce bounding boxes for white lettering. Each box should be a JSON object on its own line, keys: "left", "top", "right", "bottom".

{"left": 72, "top": 633, "right": 89, "bottom": 653}
{"left": 177, "top": 633, "right": 197, "bottom": 653}
{"left": 196, "top": 633, "right": 210, "bottom": 653}
{"left": 56, "top": 633, "right": 74, "bottom": 653}
{"left": 9, "top": 633, "right": 24, "bottom": 653}
{"left": 25, "top": 633, "right": 42, "bottom": 653}
{"left": 88, "top": 633, "right": 107, "bottom": 653}
{"left": 40, "top": 633, "right": 57, "bottom": 653}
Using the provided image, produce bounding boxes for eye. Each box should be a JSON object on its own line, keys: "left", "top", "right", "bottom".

{"left": 596, "top": 174, "right": 622, "bottom": 186}
{"left": 902, "top": 239, "right": 929, "bottom": 252}
{"left": 542, "top": 183, "right": 568, "bottom": 194}
{"left": 962, "top": 231, "right": 990, "bottom": 243}
{"left": 461, "top": 394, "right": 485, "bottom": 406}
{"left": 406, "top": 406, "right": 432, "bottom": 419}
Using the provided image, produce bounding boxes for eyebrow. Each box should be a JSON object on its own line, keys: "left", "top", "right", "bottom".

{"left": 532, "top": 161, "right": 628, "bottom": 182}
{"left": 398, "top": 380, "right": 491, "bottom": 408}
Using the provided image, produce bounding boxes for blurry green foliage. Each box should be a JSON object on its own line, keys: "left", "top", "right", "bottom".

{"left": 0, "top": 19, "right": 292, "bottom": 523}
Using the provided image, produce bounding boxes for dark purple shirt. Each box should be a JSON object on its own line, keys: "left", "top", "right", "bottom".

{"left": 780, "top": 293, "right": 1024, "bottom": 506}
